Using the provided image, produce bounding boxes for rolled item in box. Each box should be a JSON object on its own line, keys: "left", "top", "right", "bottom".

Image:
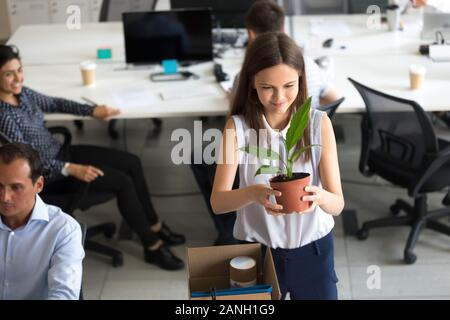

{"left": 229, "top": 256, "right": 257, "bottom": 288}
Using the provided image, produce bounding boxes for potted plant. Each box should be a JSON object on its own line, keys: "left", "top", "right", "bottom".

{"left": 240, "top": 97, "right": 319, "bottom": 213}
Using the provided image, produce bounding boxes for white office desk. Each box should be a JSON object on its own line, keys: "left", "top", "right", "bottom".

{"left": 289, "top": 13, "right": 426, "bottom": 57}
{"left": 7, "top": 16, "right": 450, "bottom": 119}
{"left": 24, "top": 61, "right": 237, "bottom": 121}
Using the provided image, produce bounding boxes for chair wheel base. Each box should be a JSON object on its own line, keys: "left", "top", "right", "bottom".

{"left": 390, "top": 203, "right": 402, "bottom": 216}
{"left": 404, "top": 252, "right": 417, "bottom": 264}
{"left": 356, "top": 228, "right": 369, "bottom": 240}
{"left": 103, "top": 223, "right": 116, "bottom": 239}
{"left": 112, "top": 254, "right": 124, "bottom": 267}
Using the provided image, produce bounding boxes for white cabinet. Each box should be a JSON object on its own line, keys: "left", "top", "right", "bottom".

{"left": 7, "top": 0, "right": 51, "bottom": 33}
{"left": 103, "top": 0, "right": 156, "bottom": 21}
{"left": 49, "top": 0, "right": 103, "bottom": 23}
{"left": 7, "top": 0, "right": 104, "bottom": 34}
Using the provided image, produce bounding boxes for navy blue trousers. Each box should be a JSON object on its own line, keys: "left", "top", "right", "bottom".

{"left": 263, "top": 232, "right": 338, "bottom": 300}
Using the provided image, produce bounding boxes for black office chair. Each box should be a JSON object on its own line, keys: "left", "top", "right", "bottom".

{"left": 348, "top": 78, "right": 450, "bottom": 264}
{"left": 317, "top": 97, "right": 345, "bottom": 119}
{"left": 0, "top": 128, "right": 124, "bottom": 267}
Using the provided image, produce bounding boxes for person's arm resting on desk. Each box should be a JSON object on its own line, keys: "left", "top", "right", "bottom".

{"left": 25, "top": 87, "right": 120, "bottom": 120}
{"left": 319, "top": 85, "right": 342, "bottom": 106}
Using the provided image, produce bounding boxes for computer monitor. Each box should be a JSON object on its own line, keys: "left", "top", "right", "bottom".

{"left": 170, "top": 0, "right": 258, "bottom": 28}
{"left": 421, "top": 13, "right": 450, "bottom": 42}
{"left": 122, "top": 9, "right": 213, "bottom": 65}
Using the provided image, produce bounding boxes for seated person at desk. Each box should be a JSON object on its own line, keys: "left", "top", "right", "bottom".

{"left": 407, "top": 0, "right": 450, "bottom": 127}
{"left": 230, "top": 0, "right": 342, "bottom": 107}
{"left": 0, "top": 45, "right": 185, "bottom": 271}
{"left": 0, "top": 143, "right": 84, "bottom": 300}
{"left": 191, "top": 0, "right": 343, "bottom": 246}
{"left": 409, "top": 0, "right": 450, "bottom": 12}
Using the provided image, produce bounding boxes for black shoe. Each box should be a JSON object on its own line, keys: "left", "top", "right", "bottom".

{"left": 144, "top": 244, "right": 184, "bottom": 270}
{"left": 157, "top": 222, "right": 186, "bottom": 246}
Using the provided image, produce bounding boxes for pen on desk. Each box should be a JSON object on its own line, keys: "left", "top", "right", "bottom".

{"left": 81, "top": 96, "right": 98, "bottom": 106}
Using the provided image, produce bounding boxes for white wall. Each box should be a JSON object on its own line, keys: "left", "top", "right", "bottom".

{"left": 0, "top": 0, "right": 11, "bottom": 42}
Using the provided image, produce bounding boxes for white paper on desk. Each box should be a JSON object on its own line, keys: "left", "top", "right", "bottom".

{"left": 159, "top": 84, "right": 223, "bottom": 101}
{"left": 219, "top": 80, "right": 233, "bottom": 93}
{"left": 309, "top": 19, "right": 352, "bottom": 37}
{"left": 112, "top": 86, "right": 160, "bottom": 110}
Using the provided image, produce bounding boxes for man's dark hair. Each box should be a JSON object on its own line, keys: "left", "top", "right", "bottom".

{"left": 0, "top": 45, "right": 21, "bottom": 69}
{"left": 0, "top": 143, "right": 44, "bottom": 183}
{"left": 245, "top": 0, "right": 285, "bottom": 34}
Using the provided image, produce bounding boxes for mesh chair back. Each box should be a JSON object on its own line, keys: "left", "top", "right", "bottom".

{"left": 349, "top": 78, "right": 438, "bottom": 172}
{"left": 317, "top": 97, "right": 345, "bottom": 119}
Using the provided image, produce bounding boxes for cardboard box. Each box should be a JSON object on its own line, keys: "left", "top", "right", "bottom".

{"left": 187, "top": 243, "right": 281, "bottom": 300}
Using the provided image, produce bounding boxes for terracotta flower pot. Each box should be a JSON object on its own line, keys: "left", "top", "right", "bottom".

{"left": 269, "top": 172, "right": 312, "bottom": 213}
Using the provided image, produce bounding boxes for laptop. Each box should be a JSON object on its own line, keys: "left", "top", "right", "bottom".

{"left": 421, "top": 13, "right": 450, "bottom": 42}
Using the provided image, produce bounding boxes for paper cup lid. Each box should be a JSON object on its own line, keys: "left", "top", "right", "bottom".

{"left": 409, "top": 64, "right": 426, "bottom": 75}
{"left": 230, "top": 256, "right": 256, "bottom": 270}
{"left": 80, "top": 61, "right": 96, "bottom": 70}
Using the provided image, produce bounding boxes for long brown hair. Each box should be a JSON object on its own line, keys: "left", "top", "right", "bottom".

{"left": 230, "top": 32, "right": 311, "bottom": 161}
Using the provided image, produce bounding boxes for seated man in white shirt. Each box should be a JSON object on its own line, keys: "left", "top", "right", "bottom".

{"left": 0, "top": 142, "right": 84, "bottom": 300}
{"left": 230, "top": 0, "right": 343, "bottom": 108}
{"left": 410, "top": 0, "right": 450, "bottom": 12}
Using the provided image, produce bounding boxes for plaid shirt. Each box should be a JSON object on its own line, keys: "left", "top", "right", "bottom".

{"left": 0, "top": 87, "right": 93, "bottom": 179}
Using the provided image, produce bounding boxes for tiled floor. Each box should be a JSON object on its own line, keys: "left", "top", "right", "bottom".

{"left": 55, "top": 113, "right": 450, "bottom": 300}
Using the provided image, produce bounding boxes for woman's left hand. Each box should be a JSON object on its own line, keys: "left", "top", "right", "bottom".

{"left": 92, "top": 105, "right": 121, "bottom": 121}
{"left": 300, "top": 185, "right": 326, "bottom": 213}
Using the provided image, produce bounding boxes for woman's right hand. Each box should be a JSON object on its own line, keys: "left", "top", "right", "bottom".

{"left": 251, "top": 184, "right": 284, "bottom": 215}
{"left": 67, "top": 163, "right": 104, "bottom": 183}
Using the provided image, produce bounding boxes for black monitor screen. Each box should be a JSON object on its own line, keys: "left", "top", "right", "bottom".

{"left": 170, "top": 0, "right": 257, "bottom": 28}
{"left": 123, "top": 9, "right": 213, "bottom": 64}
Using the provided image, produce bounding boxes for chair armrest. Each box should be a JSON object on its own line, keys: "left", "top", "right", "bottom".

{"left": 65, "top": 180, "right": 90, "bottom": 214}
{"left": 359, "top": 115, "right": 374, "bottom": 177}
{"left": 410, "top": 146, "right": 450, "bottom": 198}
{"left": 48, "top": 126, "right": 72, "bottom": 148}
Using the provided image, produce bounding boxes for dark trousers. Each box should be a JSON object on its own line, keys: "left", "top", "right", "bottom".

{"left": 190, "top": 156, "right": 237, "bottom": 242}
{"left": 263, "top": 232, "right": 338, "bottom": 300}
{"left": 48, "top": 145, "right": 160, "bottom": 247}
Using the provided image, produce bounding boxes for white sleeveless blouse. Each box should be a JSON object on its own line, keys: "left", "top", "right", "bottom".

{"left": 232, "top": 109, "right": 335, "bottom": 249}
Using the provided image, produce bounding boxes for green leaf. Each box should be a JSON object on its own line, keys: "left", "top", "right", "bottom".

{"left": 254, "top": 165, "right": 282, "bottom": 176}
{"left": 286, "top": 159, "right": 293, "bottom": 179}
{"left": 285, "top": 97, "right": 312, "bottom": 152}
{"left": 290, "top": 144, "right": 321, "bottom": 163}
{"left": 240, "top": 145, "right": 280, "bottom": 161}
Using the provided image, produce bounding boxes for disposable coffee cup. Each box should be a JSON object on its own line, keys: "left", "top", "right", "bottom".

{"left": 409, "top": 64, "right": 426, "bottom": 90}
{"left": 80, "top": 61, "right": 96, "bottom": 87}
{"left": 386, "top": 5, "right": 400, "bottom": 31}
